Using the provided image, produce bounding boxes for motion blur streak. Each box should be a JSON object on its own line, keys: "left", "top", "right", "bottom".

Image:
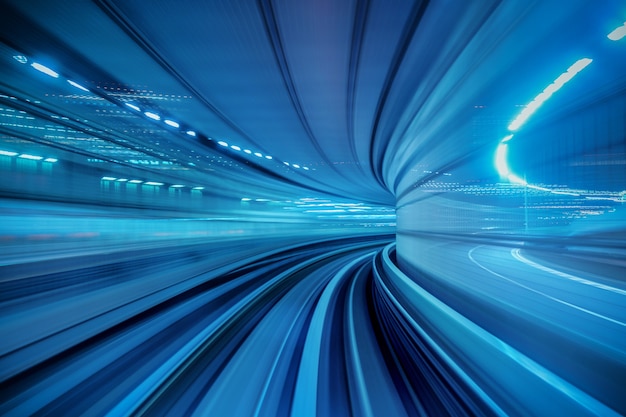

{"left": 1, "top": 0, "right": 625, "bottom": 416}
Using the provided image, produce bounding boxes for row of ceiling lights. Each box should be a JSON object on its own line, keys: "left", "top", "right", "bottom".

{"left": 494, "top": 19, "right": 625, "bottom": 194}
{"left": 13, "top": 53, "right": 312, "bottom": 172}
{"left": 0, "top": 149, "right": 57, "bottom": 163}
{"left": 7, "top": 58, "right": 240, "bottom": 195}
{"left": 100, "top": 176, "right": 204, "bottom": 190}
{"left": 215, "top": 140, "right": 309, "bottom": 170}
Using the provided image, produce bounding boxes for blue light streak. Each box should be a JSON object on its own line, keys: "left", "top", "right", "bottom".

{"left": 508, "top": 58, "right": 592, "bottom": 132}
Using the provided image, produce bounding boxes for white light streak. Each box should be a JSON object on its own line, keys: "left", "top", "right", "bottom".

{"left": 31, "top": 62, "right": 59, "bottom": 78}
{"left": 608, "top": 22, "right": 626, "bottom": 41}
{"left": 125, "top": 103, "right": 141, "bottom": 111}
{"left": 18, "top": 154, "right": 43, "bottom": 160}
{"left": 67, "top": 80, "right": 89, "bottom": 92}
{"left": 508, "top": 58, "right": 592, "bottom": 131}
{"left": 144, "top": 111, "right": 161, "bottom": 121}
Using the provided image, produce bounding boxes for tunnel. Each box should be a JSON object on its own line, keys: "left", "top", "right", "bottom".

{"left": 1, "top": 1, "right": 625, "bottom": 416}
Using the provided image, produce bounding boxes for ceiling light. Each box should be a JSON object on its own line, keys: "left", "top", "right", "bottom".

{"left": 231, "top": 145, "right": 241, "bottom": 151}
{"left": 101, "top": 177, "right": 117, "bottom": 181}
{"left": 125, "top": 103, "right": 141, "bottom": 111}
{"left": 144, "top": 111, "right": 161, "bottom": 121}
{"left": 292, "top": 164, "right": 301, "bottom": 168}
{"left": 508, "top": 58, "right": 592, "bottom": 131}
{"left": 43, "top": 158, "right": 58, "bottom": 162}
{"left": 608, "top": 22, "right": 626, "bottom": 41}
{"left": 18, "top": 154, "right": 43, "bottom": 160}
{"left": 129, "top": 180, "right": 143, "bottom": 184}
{"left": 144, "top": 181, "right": 164, "bottom": 186}
{"left": 254, "top": 152, "right": 263, "bottom": 157}
{"left": 0, "top": 150, "right": 18, "bottom": 156}
{"left": 265, "top": 155, "right": 273, "bottom": 159}
{"left": 67, "top": 80, "right": 89, "bottom": 92}
{"left": 170, "top": 184, "right": 185, "bottom": 188}
{"left": 186, "top": 130, "right": 196, "bottom": 137}
{"left": 244, "top": 149, "right": 252, "bottom": 154}
{"left": 31, "top": 62, "right": 59, "bottom": 78}
{"left": 164, "top": 119, "right": 180, "bottom": 128}
{"left": 218, "top": 141, "right": 228, "bottom": 147}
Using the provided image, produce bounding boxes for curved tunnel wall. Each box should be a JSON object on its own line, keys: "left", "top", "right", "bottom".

{"left": 1, "top": 1, "right": 625, "bottom": 416}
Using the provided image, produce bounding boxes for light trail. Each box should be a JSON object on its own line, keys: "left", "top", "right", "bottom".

{"left": 511, "top": 248, "right": 626, "bottom": 296}
{"left": 468, "top": 246, "right": 626, "bottom": 328}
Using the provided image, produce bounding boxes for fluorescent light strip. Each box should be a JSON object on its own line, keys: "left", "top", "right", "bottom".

{"left": 144, "top": 181, "right": 163, "bottom": 186}
{"left": 186, "top": 130, "right": 196, "bottom": 137}
{"left": 508, "top": 58, "right": 592, "bottom": 131}
{"left": 125, "top": 103, "right": 141, "bottom": 111}
{"left": 497, "top": 58, "right": 595, "bottom": 193}
{"left": 18, "top": 154, "right": 43, "bottom": 160}
{"left": 31, "top": 62, "right": 59, "bottom": 78}
{"left": 44, "top": 158, "right": 58, "bottom": 163}
{"left": 495, "top": 143, "right": 510, "bottom": 177}
{"left": 0, "top": 150, "right": 18, "bottom": 156}
{"left": 144, "top": 111, "right": 161, "bottom": 121}
{"left": 67, "top": 80, "right": 89, "bottom": 92}
{"left": 101, "top": 176, "right": 117, "bottom": 181}
{"left": 608, "top": 22, "right": 626, "bottom": 41}
{"left": 164, "top": 119, "right": 180, "bottom": 128}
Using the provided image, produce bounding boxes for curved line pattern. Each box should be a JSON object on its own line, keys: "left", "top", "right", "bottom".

{"left": 2, "top": 234, "right": 620, "bottom": 416}
{"left": 368, "top": 0, "right": 430, "bottom": 190}
{"left": 95, "top": 0, "right": 260, "bottom": 148}
{"left": 345, "top": 0, "right": 371, "bottom": 178}
{"left": 256, "top": 0, "right": 343, "bottom": 179}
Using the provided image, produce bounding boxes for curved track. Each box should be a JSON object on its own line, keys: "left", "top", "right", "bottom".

{"left": 1, "top": 234, "right": 624, "bottom": 416}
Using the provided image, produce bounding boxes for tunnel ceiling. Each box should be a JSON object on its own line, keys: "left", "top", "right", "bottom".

{"left": 0, "top": 0, "right": 625, "bottom": 206}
